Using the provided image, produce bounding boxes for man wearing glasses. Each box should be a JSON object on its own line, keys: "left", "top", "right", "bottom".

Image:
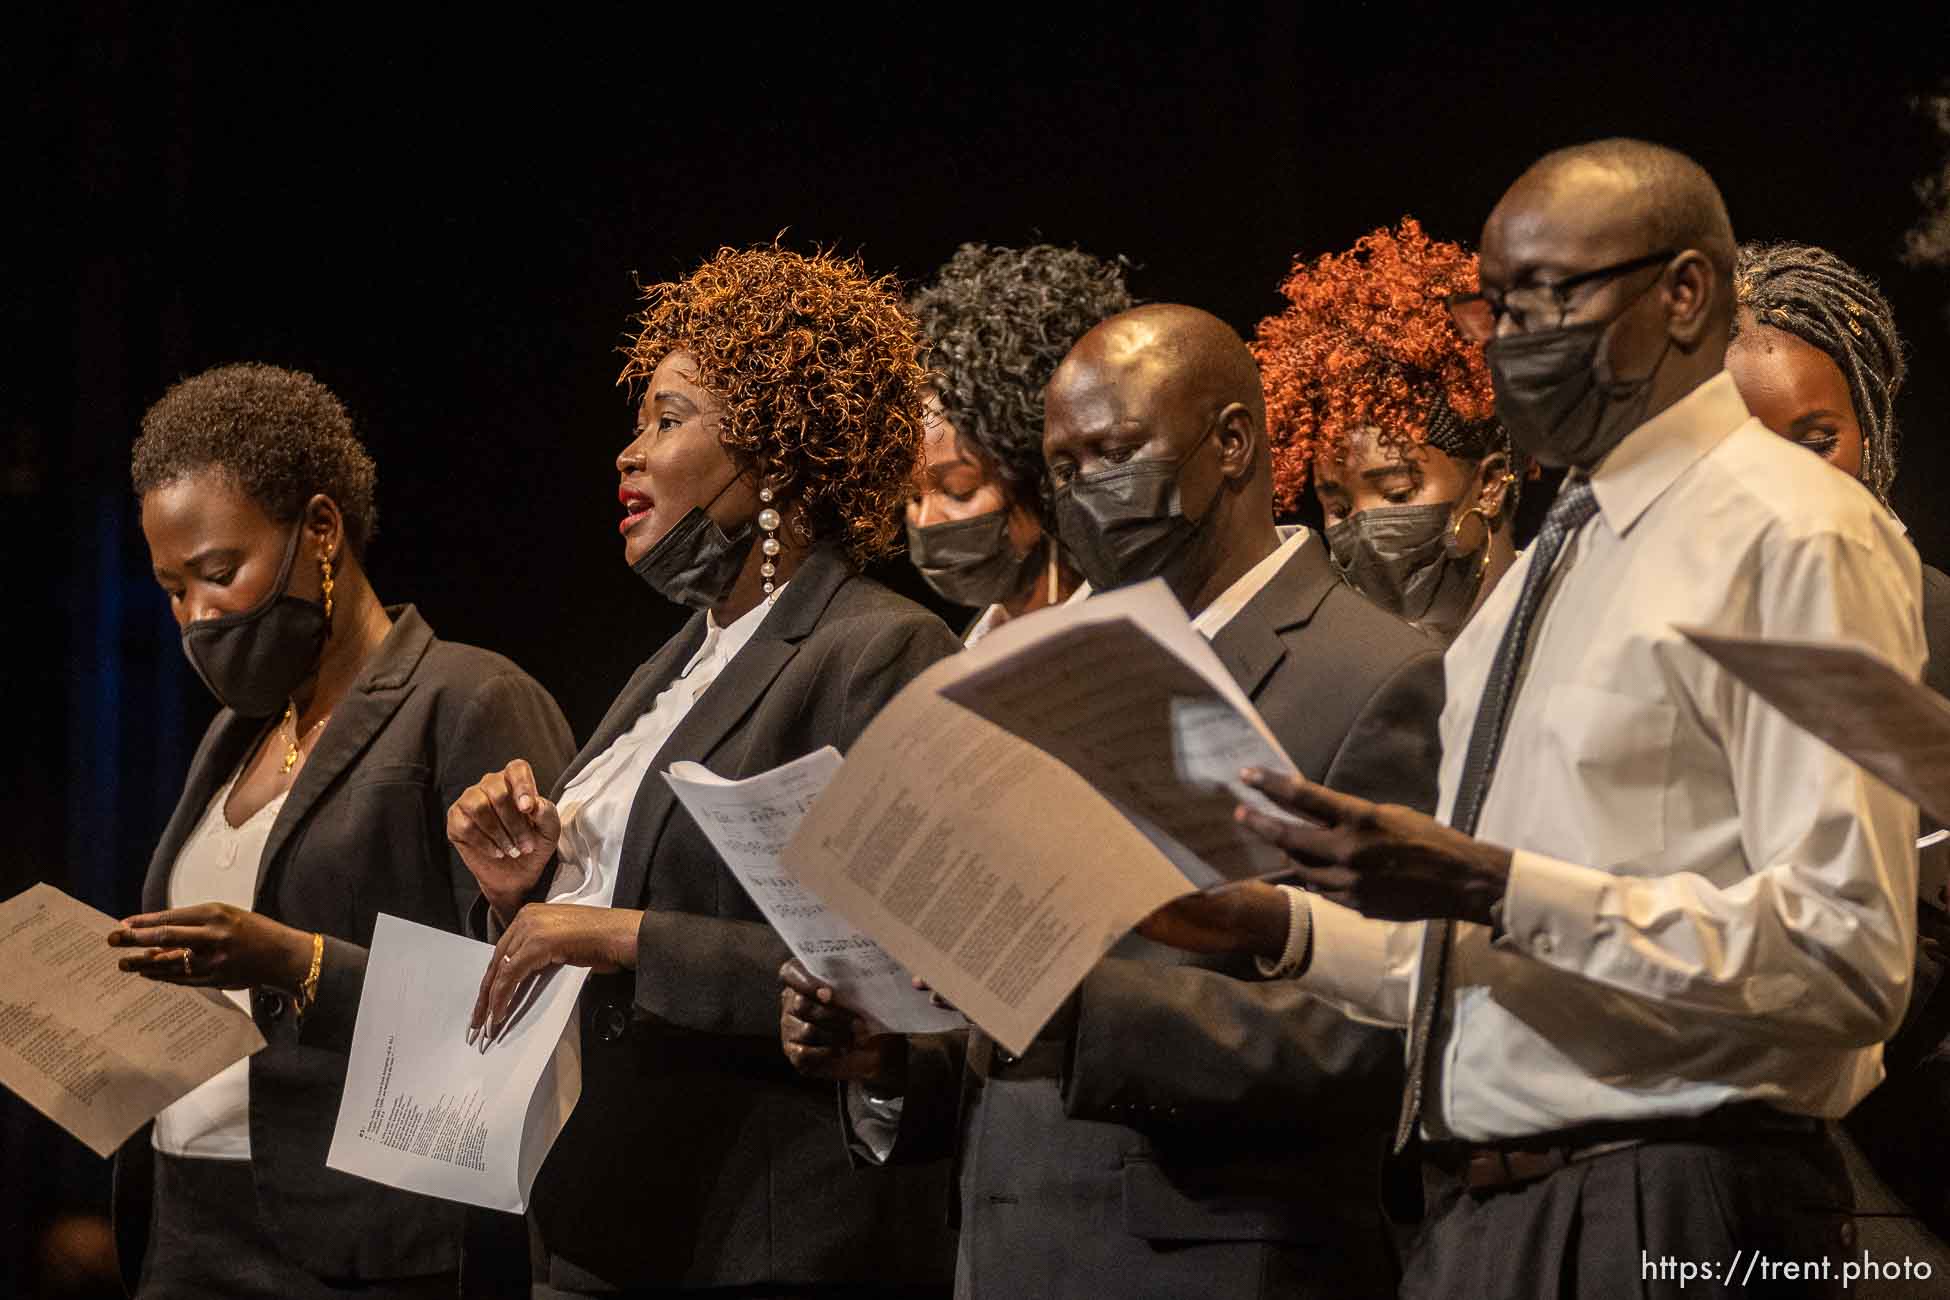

{"left": 1147, "top": 139, "right": 1923, "bottom": 1298}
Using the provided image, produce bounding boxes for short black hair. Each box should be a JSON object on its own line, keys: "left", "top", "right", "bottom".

{"left": 132, "top": 363, "right": 379, "bottom": 555}
{"left": 1733, "top": 240, "right": 1905, "bottom": 503}
{"left": 909, "top": 243, "right": 1135, "bottom": 525}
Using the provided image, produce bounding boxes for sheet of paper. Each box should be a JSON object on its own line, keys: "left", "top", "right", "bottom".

{"left": 940, "top": 581, "right": 1297, "bottom": 890}
{"left": 664, "top": 749, "right": 962, "bottom": 1035}
{"left": 0, "top": 883, "right": 266, "bottom": 1157}
{"left": 327, "top": 914, "right": 582, "bottom": 1212}
{"left": 784, "top": 580, "right": 1298, "bottom": 1054}
{"left": 1679, "top": 626, "right": 1950, "bottom": 828}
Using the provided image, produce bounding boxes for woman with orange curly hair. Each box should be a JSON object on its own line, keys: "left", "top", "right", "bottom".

{"left": 1256, "top": 218, "right": 1520, "bottom": 638}
{"left": 446, "top": 245, "right": 960, "bottom": 1296}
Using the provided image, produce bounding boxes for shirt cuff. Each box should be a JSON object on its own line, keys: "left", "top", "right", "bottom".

{"left": 1296, "top": 894, "right": 1414, "bottom": 1027}
{"left": 844, "top": 1082, "right": 905, "bottom": 1164}
{"left": 1253, "top": 885, "right": 1313, "bottom": 978}
{"left": 1497, "top": 849, "right": 1612, "bottom": 972}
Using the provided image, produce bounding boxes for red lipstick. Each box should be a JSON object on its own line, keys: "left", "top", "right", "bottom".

{"left": 618, "top": 483, "right": 654, "bottom": 535}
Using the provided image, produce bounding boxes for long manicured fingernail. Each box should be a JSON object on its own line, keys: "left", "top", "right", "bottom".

{"left": 517, "top": 796, "right": 534, "bottom": 812}
{"left": 466, "top": 1025, "right": 477, "bottom": 1045}
{"left": 518, "top": 840, "right": 533, "bottom": 854}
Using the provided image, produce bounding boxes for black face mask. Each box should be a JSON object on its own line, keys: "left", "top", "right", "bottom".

{"left": 180, "top": 525, "right": 329, "bottom": 717}
{"left": 1485, "top": 280, "right": 1671, "bottom": 469}
{"left": 906, "top": 511, "right": 1039, "bottom": 608}
{"left": 1325, "top": 501, "right": 1482, "bottom": 634}
{"left": 1052, "top": 424, "right": 1220, "bottom": 592}
{"left": 630, "top": 472, "right": 756, "bottom": 610}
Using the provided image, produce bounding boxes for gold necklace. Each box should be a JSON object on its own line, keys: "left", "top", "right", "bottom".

{"left": 280, "top": 701, "right": 331, "bottom": 775}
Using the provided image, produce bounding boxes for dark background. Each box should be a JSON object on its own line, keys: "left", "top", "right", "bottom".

{"left": 6, "top": 4, "right": 1948, "bottom": 1294}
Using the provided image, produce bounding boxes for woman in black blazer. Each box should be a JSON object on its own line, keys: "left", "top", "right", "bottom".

{"left": 108, "top": 363, "right": 575, "bottom": 1298}
{"left": 447, "top": 247, "right": 961, "bottom": 1296}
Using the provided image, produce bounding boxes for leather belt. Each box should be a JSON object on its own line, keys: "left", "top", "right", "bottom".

{"left": 1424, "top": 1103, "right": 1823, "bottom": 1193}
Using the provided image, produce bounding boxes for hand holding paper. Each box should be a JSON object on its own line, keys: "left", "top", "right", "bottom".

{"left": 0, "top": 883, "right": 265, "bottom": 1157}
{"left": 782, "top": 580, "right": 1306, "bottom": 1055}
{"left": 663, "top": 748, "right": 960, "bottom": 1035}
{"left": 328, "top": 914, "right": 582, "bottom": 1212}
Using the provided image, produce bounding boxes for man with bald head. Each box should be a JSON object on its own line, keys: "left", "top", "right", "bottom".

{"left": 785, "top": 303, "right": 1446, "bottom": 1296}
{"left": 1153, "top": 140, "right": 1924, "bottom": 1297}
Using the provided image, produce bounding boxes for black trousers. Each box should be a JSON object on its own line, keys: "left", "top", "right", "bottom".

{"left": 138, "top": 1151, "right": 457, "bottom": 1300}
{"left": 1403, "top": 1131, "right": 1864, "bottom": 1299}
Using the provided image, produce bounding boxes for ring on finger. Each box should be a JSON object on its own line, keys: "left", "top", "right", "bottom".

{"left": 182, "top": 949, "right": 194, "bottom": 976}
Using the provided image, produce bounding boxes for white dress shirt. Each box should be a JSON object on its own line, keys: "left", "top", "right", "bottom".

{"left": 152, "top": 771, "right": 290, "bottom": 1159}
{"left": 1296, "top": 372, "right": 1923, "bottom": 1141}
{"left": 546, "top": 592, "right": 782, "bottom": 909}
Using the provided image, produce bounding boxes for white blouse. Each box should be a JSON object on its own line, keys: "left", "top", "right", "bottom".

{"left": 151, "top": 769, "right": 289, "bottom": 1160}
{"left": 546, "top": 593, "right": 780, "bottom": 908}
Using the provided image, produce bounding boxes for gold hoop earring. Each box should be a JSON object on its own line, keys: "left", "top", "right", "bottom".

{"left": 319, "top": 551, "right": 335, "bottom": 622}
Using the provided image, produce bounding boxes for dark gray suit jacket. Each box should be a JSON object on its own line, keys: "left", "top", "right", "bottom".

{"left": 112, "top": 607, "right": 574, "bottom": 1291}
{"left": 866, "top": 536, "right": 1446, "bottom": 1300}
{"left": 519, "top": 546, "right": 962, "bottom": 1294}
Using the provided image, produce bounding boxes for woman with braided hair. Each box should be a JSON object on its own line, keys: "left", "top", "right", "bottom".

{"left": 903, "top": 242, "right": 1132, "bottom": 642}
{"left": 1255, "top": 217, "right": 1521, "bottom": 640}
{"left": 1730, "top": 239, "right": 1950, "bottom": 1292}
{"left": 1727, "top": 239, "right": 1904, "bottom": 502}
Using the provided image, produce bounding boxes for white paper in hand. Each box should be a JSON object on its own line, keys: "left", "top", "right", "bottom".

{"left": 326, "top": 914, "right": 583, "bottom": 1212}
{"left": 0, "top": 883, "right": 265, "bottom": 1157}
{"left": 664, "top": 748, "right": 962, "bottom": 1035}
{"left": 939, "top": 580, "right": 1299, "bottom": 889}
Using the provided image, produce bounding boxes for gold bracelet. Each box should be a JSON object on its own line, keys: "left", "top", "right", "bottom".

{"left": 295, "top": 932, "right": 324, "bottom": 1022}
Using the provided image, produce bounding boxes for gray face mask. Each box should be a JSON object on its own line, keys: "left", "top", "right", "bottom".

{"left": 1324, "top": 501, "right": 1483, "bottom": 635}
{"left": 906, "top": 511, "right": 1039, "bottom": 608}
{"left": 1484, "top": 276, "right": 1671, "bottom": 469}
{"left": 629, "top": 473, "right": 755, "bottom": 610}
{"left": 1051, "top": 422, "right": 1220, "bottom": 593}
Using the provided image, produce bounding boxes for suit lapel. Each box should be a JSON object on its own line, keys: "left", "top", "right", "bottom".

{"left": 608, "top": 546, "right": 859, "bottom": 909}
{"left": 251, "top": 607, "right": 435, "bottom": 908}
{"left": 1209, "top": 532, "right": 1339, "bottom": 701}
{"left": 552, "top": 616, "right": 709, "bottom": 798}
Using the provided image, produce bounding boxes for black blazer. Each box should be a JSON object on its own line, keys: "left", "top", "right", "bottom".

{"left": 871, "top": 536, "right": 1446, "bottom": 1300}
{"left": 112, "top": 607, "right": 574, "bottom": 1291}
{"left": 520, "top": 545, "right": 963, "bottom": 1294}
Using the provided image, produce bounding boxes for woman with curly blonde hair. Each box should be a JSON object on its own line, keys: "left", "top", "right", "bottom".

{"left": 1256, "top": 218, "right": 1520, "bottom": 638}
{"left": 447, "top": 245, "right": 960, "bottom": 1296}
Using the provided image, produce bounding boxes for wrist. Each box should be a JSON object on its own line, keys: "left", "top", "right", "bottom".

{"left": 274, "top": 925, "right": 315, "bottom": 993}
{"left": 485, "top": 888, "right": 529, "bottom": 929}
{"left": 864, "top": 1035, "right": 910, "bottom": 1096}
{"left": 608, "top": 908, "right": 645, "bottom": 969}
{"left": 1462, "top": 843, "right": 1514, "bottom": 928}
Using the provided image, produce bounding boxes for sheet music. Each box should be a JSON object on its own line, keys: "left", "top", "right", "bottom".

{"left": 785, "top": 580, "right": 1299, "bottom": 1054}
{"left": 327, "top": 914, "right": 582, "bottom": 1212}
{"left": 940, "top": 588, "right": 1296, "bottom": 889}
{"left": 664, "top": 749, "right": 962, "bottom": 1035}
{"left": 1679, "top": 626, "right": 1950, "bottom": 827}
{"left": 0, "top": 883, "right": 266, "bottom": 1158}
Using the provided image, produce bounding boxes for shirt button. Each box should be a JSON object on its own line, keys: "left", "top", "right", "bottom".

{"left": 257, "top": 991, "right": 287, "bottom": 1021}
{"left": 1533, "top": 932, "right": 1555, "bottom": 956}
{"left": 596, "top": 1001, "right": 628, "bottom": 1042}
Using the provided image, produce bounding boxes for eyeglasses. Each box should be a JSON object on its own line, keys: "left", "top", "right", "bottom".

{"left": 1444, "top": 249, "right": 1677, "bottom": 343}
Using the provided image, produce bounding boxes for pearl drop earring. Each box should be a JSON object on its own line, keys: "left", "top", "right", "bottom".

{"left": 758, "top": 487, "right": 781, "bottom": 602}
